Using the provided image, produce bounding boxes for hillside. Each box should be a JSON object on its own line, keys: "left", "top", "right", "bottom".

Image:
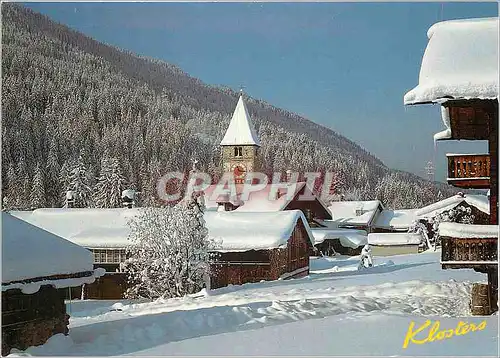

{"left": 1, "top": 3, "right": 458, "bottom": 210}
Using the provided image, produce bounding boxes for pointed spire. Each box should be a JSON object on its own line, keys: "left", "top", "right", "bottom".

{"left": 220, "top": 92, "right": 260, "bottom": 147}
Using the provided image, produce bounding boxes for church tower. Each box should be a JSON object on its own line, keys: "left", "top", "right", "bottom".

{"left": 220, "top": 91, "right": 260, "bottom": 184}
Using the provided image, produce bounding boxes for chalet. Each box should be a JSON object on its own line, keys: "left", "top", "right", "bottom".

{"left": 324, "top": 200, "right": 384, "bottom": 233}
{"left": 367, "top": 232, "right": 424, "bottom": 256}
{"left": 404, "top": 17, "right": 498, "bottom": 314}
{"left": 205, "top": 210, "right": 314, "bottom": 289}
{"left": 372, "top": 193, "right": 490, "bottom": 233}
{"left": 1, "top": 213, "right": 100, "bottom": 356}
{"left": 310, "top": 228, "right": 367, "bottom": 256}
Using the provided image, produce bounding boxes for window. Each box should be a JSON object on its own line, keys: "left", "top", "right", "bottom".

{"left": 234, "top": 146, "right": 243, "bottom": 157}
{"left": 91, "top": 249, "right": 127, "bottom": 264}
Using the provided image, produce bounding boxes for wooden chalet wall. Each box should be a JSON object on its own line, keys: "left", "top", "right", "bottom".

{"left": 447, "top": 101, "right": 491, "bottom": 140}
{"left": 65, "top": 264, "right": 127, "bottom": 300}
{"left": 210, "top": 220, "right": 310, "bottom": 289}
{"left": 83, "top": 273, "right": 128, "bottom": 300}
{"left": 285, "top": 186, "right": 332, "bottom": 220}
{"left": 2, "top": 286, "right": 69, "bottom": 356}
{"left": 469, "top": 204, "right": 493, "bottom": 225}
{"left": 443, "top": 99, "right": 498, "bottom": 315}
{"left": 445, "top": 99, "right": 498, "bottom": 224}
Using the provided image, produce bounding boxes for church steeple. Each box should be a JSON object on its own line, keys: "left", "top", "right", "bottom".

{"left": 220, "top": 91, "right": 260, "bottom": 183}
{"left": 220, "top": 92, "right": 260, "bottom": 147}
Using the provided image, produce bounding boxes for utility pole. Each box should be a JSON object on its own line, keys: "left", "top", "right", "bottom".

{"left": 425, "top": 160, "right": 435, "bottom": 182}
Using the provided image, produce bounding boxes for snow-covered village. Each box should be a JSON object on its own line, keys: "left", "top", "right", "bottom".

{"left": 1, "top": 2, "right": 499, "bottom": 357}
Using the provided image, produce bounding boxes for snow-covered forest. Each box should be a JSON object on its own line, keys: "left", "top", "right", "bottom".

{"left": 1, "top": 4, "right": 458, "bottom": 211}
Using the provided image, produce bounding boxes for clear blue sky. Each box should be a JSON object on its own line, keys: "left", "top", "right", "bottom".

{"left": 23, "top": 2, "right": 497, "bottom": 182}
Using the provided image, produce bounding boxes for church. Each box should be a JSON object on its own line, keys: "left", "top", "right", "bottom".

{"left": 203, "top": 91, "right": 333, "bottom": 226}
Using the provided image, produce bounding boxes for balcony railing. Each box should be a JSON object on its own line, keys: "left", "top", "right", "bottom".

{"left": 447, "top": 154, "right": 490, "bottom": 189}
{"left": 441, "top": 236, "right": 497, "bottom": 270}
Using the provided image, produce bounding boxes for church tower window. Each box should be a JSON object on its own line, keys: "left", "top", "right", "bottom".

{"left": 234, "top": 147, "right": 243, "bottom": 157}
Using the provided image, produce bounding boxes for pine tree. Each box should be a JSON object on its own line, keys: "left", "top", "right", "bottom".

{"left": 59, "top": 159, "right": 72, "bottom": 207}
{"left": 15, "top": 157, "right": 30, "bottom": 210}
{"left": 46, "top": 137, "right": 61, "bottom": 207}
{"left": 3, "top": 164, "right": 17, "bottom": 210}
{"left": 31, "top": 163, "right": 46, "bottom": 209}
{"left": 94, "top": 157, "right": 126, "bottom": 208}
{"left": 66, "top": 153, "right": 93, "bottom": 208}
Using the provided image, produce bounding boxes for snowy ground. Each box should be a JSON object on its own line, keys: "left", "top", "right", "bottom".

{"left": 9, "top": 251, "right": 499, "bottom": 356}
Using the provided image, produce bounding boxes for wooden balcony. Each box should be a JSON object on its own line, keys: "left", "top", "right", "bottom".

{"left": 441, "top": 236, "right": 497, "bottom": 271}
{"left": 447, "top": 154, "right": 490, "bottom": 189}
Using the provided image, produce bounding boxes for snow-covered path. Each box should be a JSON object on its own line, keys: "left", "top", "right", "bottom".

{"left": 10, "top": 252, "right": 499, "bottom": 356}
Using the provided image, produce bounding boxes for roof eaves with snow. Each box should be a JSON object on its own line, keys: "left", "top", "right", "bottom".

{"left": 220, "top": 95, "right": 261, "bottom": 147}
{"left": 438, "top": 222, "right": 498, "bottom": 238}
{"left": 2, "top": 212, "right": 98, "bottom": 291}
{"left": 9, "top": 208, "right": 142, "bottom": 249}
{"left": 367, "top": 232, "right": 424, "bottom": 246}
{"left": 205, "top": 209, "right": 314, "bottom": 252}
{"left": 311, "top": 228, "right": 368, "bottom": 248}
{"left": 404, "top": 17, "right": 499, "bottom": 106}
{"left": 415, "top": 194, "right": 490, "bottom": 218}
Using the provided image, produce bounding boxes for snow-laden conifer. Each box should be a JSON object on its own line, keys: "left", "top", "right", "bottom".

{"left": 94, "top": 157, "right": 126, "bottom": 208}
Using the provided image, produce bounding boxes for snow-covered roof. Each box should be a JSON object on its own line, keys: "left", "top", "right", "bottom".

{"left": 373, "top": 209, "right": 419, "bottom": 230}
{"left": 70, "top": 227, "right": 132, "bottom": 249}
{"left": 311, "top": 228, "right": 367, "bottom": 249}
{"left": 404, "top": 17, "right": 499, "bottom": 105}
{"left": 9, "top": 208, "right": 141, "bottom": 249}
{"left": 205, "top": 210, "right": 314, "bottom": 252}
{"left": 203, "top": 182, "right": 332, "bottom": 219}
{"left": 438, "top": 222, "right": 498, "bottom": 239}
{"left": 367, "top": 232, "right": 423, "bottom": 246}
{"left": 10, "top": 208, "right": 314, "bottom": 253}
{"left": 220, "top": 95, "right": 260, "bottom": 146}
{"left": 415, "top": 194, "right": 489, "bottom": 218}
{"left": 327, "top": 200, "right": 383, "bottom": 227}
{"left": 2, "top": 212, "right": 97, "bottom": 291}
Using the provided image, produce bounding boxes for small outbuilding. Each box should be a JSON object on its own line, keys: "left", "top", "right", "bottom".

{"left": 1, "top": 213, "right": 100, "bottom": 356}
{"left": 367, "top": 232, "right": 424, "bottom": 256}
